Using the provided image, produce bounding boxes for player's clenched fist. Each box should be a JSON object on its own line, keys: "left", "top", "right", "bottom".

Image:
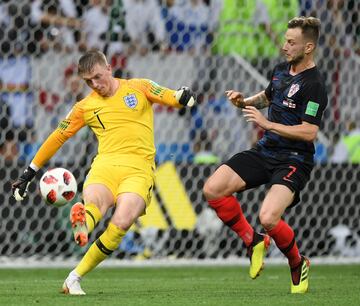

{"left": 175, "top": 86, "right": 196, "bottom": 107}
{"left": 226, "top": 90, "right": 245, "bottom": 108}
{"left": 12, "top": 167, "right": 37, "bottom": 201}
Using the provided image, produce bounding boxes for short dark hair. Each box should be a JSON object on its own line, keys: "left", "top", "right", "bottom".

{"left": 78, "top": 50, "right": 108, "bottom": 76}
{"left": 288, "top": 16, "right": 321, "bottom": 45}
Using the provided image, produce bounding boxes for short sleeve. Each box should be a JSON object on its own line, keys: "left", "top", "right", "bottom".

{"left": 301, "top": 82, "right": 328, "bottom": 126}
{"left": 264, "top": 68, "right": 274, "bottom": 101}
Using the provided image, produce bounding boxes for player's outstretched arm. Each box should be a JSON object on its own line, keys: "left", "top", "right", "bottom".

{"left": 175, "top": 86, "right": 196, "bottom": 107}
{"left": 12, "top": 166, "right": 37, "bottom": 201}
{"left": 138, "top": 79, "right": 196, "bottom": 108}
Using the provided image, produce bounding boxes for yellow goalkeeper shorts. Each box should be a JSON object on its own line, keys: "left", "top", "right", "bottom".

{"left": 83, "top": 161, "right": 155, "bottom": 206}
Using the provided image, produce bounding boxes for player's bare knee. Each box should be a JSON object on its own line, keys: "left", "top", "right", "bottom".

{"left": 83, "top": 195, "right": 104, "bottom": 213}
{"left": 83, "top": 191, "right": 113, "bottom": 214}
{"left": 259, "top": 211, "right": 278, "bottom": 231}
{"left": 111, "top": 218, "right": 132, "bottom": 231}
{"left": 203, "top": 179, "right": 221, "bottom": 200}
{"left": 112, "top": 208, "right": 139, "bottom": 231}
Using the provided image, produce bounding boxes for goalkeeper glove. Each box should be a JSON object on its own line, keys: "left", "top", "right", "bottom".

{"left": 12, "top": 166, "right": 37, "bottom": 201}
{"left": 175, "top": 86, "right": 196, "bottom": 107}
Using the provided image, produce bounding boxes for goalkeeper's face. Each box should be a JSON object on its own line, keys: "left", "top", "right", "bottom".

{"left": 81, "top": 63, "right": 113, "bottom": 97}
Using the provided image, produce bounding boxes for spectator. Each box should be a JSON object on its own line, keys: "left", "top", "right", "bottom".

{"left": 63, "top": 72, "right": 86, "bottom": 105}
{"left": 124, "top": 0, "right": 166, "bottom": 56}
{"left": 0, "top": 1, "right": 10, "bottom": 27}
{"left": 105, "top": 0, "right": 130, "bottom": 57}
{"left": 206, "top": 0, "right": 223, "bottom": 46}
{"left": 0, "top": 130, "right": 18, "bottom": 163}
{"left": 81, "top": 0, "right": 111, "bottom": 52}
{"left": 0, "top": 98, "right": 11, "bottom": 141}
{"left": 331, "top": 121, "right": 360, "bottom": 164}
{"left": 162, "top": 0, "right": 214, "bottom": 54}
{"left": 0, "top": 99, "right": 18, "bottom": 163}
{"left": 1, "top": 1, "right": 33, "bottom": 56}
{"left": 30, "top": 0, "right": 81, "bottom": 53}
{"left": 18, "top": 130, "right": 41, "bottom": 163}
{"left": 253, "top": 0, "right": 281, "bottom": 50}
{"left": 323, "top": 0, "right": 357, "bottom": 123}
{"left": 213, "top": 0, "right": 298, "bottom": 59}
{"left": 0, "top": 43, "right": 34, "bottom": 128}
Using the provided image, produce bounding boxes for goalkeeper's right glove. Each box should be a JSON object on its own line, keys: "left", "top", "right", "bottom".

{"left": 12, "top": 166, "right": 37, "bottom": 201}
{"left": 175, "top": 86, "right": 196, "bottom": 107}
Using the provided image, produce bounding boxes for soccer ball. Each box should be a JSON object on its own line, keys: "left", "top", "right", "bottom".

{"left": 39, "top": 168, "right": 77, "bottom": 207}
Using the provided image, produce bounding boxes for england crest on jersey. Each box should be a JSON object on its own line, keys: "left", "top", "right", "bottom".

{"left": 124, "top": 94, "right": 138, "bottom": 109}
{"left": 287, "top": 84, "right": 300, "bottom": 97}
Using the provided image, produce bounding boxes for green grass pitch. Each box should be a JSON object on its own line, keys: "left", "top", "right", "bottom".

{"left": 0, "top": 264, "right": 359, "bottom": 306}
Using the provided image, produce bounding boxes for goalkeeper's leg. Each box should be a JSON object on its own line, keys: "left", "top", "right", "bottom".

{"left": 70, "top": 202, "right": 102, "bottom": 247}
{"left": 62, "top": 222, "right": 126, "bottom": 295}
{"left": 71, "top": 184, "right": 113, "bottom": 246}
{"left": 62, "top": 193, "right": 146, "bottom": 295}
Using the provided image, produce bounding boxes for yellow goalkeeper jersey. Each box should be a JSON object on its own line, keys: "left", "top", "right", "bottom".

{"left": 32, "top": 78, "right": 182, "bottom": 168}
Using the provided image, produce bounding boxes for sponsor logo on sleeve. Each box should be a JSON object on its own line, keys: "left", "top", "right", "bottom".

{"left": 149, "top": 81, "right": 165, "bottom": 97}
{"left": 305, "top": 101, "right": 319, "bottom": 117}
{"left": 149, "top": 80, "right": 160, "bottom": 87}
{"left": 58, "top": 120, "right": 70, "bottom": 130}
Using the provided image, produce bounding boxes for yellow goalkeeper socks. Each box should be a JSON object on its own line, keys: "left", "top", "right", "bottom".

{"left": 75, "top": 222, "right": 126, "bottom": 277}
{"left": 85, "top": 203, "right": 102, "bottom": 233}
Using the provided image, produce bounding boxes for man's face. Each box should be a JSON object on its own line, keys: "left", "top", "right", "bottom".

{"left": 81, "top": 63, "right": 112, "bottom": 97}
{"left": 282, "top": 28, "right": 307, "bottom": 65}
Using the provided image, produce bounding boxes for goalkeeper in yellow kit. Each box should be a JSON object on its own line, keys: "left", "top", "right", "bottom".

{"left": 12, "top": 50, "right": 196, "bottom": 295}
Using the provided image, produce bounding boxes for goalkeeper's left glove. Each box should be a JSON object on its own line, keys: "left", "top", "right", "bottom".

{"left": 12, "top": 166, "right": 37, "bottom": 201}
{"left": 175, "top": 86, "right": 196, "bottom": 107}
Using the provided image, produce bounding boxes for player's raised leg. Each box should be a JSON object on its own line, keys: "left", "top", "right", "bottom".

{"left": 204, "top": 164, "right": 270, "bottom": 279}
{"left": 70, "top": 184, "right": 111, "bottom": 247}
{"left": 70, "top": 202, "right": 88, "bottom": 247}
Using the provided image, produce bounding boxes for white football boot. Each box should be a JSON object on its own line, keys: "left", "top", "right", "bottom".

{"left": 61, "top": 271, "right": 86, "bottom": 295}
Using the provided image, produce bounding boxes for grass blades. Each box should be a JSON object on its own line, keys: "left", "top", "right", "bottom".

{"left": 0, "top": 265, "right": 359, "bottom": 306}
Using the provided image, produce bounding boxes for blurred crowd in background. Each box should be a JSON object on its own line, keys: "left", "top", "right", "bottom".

{"left": 0, "top": 0, "right": 359, "bottom": 166}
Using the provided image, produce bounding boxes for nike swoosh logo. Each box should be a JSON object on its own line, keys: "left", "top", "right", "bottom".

{"left": 283, "top": 177, "right": 294, "bottom": 183}
{"left": 94, "top": 109, "right": 101, "bottom": 115}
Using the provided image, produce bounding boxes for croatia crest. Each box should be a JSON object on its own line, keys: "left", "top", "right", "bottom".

{"left": 287, "top": 84, "right": 300, "bottom": 97}
{"left": 124, "top": 94, "right": 138, "bottom": 109}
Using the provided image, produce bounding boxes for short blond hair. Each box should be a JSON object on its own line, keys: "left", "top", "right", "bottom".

{"left": 288, "top": 16, "right": 321, "bottom": 46}
{"left": 77, "top": 50, "right": 108, "bottom": 76}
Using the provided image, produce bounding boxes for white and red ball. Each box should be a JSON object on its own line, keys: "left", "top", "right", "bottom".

{"left": 39, "top": 168, "right": 77, "bottom": 207}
